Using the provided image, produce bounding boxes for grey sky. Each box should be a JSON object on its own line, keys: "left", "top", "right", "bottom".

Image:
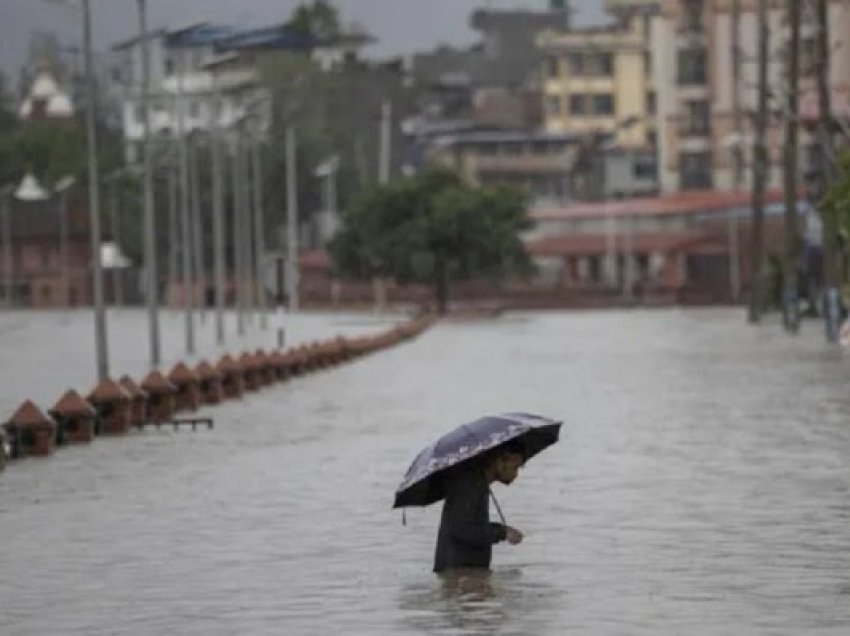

{"left": 2, "top": 0, "right": 606, "bottom": 85}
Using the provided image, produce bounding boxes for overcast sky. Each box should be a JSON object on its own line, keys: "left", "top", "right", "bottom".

{"left": 2, "top": 0, "right": 607, "bottom": 83}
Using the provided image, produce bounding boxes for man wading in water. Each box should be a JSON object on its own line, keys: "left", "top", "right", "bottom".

{"left": 433, "top": 442, "right": 525, "bottom": 573}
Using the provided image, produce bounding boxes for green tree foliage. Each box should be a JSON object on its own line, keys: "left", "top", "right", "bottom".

{"left": 824, "top": 151, "right": 850, "bottom": 234}
{"left": 287, "top": 0, "right": 341, "bottom": 40}
{"left": 328, "top": 167, "right": 534, "bottom": 313}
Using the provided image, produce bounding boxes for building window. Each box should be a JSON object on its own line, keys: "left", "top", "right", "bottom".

{"left": 569, "top": 94, "right": 587, "bottom": 116}
{"left": 545, "top": 56, "right": 560, "bottom": 79}
{"left": 677, "top": 48, "right": 707, "bottom": 85}
{"left": 646, "top": 91, "right": 656, "bottom": 115}
{"left": 800, "top": 37, "right": 817, "bottom": 74}
{"left": 683, "top": 100, "right": 710, "bottom": 135}
{"left": 188, "top": 100, "right": 201, "bottom": 119}
{"left": 133, "top": 102, "right": 144, "bottom": 124}
{"left": 546, "top": 96, "right": 562, "bottom": 117}
{"left": 591, "top": 94, "right": 615, "bottom": 116}
{"left": 634, "top": 155, "right": 657, "bottom": 180}
{"left": 588, "top": 53, "right": 613, "bottom": 76}
{"left": 679, "top": 151, "right": 713, "bottom": 190}
{"left": 567, "top": 52, "right": 613, "bottom": 77}
{"left": 681, "top": 0, "right": 704, "bottom": 32}
{"left": 164, "top": 56, "right": 175, "bottom": 76}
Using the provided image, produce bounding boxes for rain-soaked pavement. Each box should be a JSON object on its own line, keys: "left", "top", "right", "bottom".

{"left": 1, "top": 308, "right": 849, "bottom": 634}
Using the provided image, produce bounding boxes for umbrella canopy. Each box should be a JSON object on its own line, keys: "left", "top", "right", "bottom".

{"left": 393, "top": 412, "right": 562, "bottom": 509}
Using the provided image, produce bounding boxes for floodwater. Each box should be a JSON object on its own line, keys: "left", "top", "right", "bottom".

{"left": 2, "top": 309, "right": 850, "bottom": 634}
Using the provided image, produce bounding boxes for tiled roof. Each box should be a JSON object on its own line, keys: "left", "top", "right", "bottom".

{"left": 6, "top": 400, "right": 54, "bottom": 427}
{"left": 51, "top": 389, "right": 96, "bottom": 417}
{"left": 88, "top": 378, "right": 131, "bottom": 403}
{"left": 140, "top": 371, "right": 178, "bottom": 395}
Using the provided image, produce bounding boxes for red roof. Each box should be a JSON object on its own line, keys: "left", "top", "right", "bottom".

{"left": 6, "top": 400, "right": 54, "bottom": 428}
{"left": 532, "top": 189, "right": 787, "bottom": 222}
{"left": 195, "top": 360, "right": 221, "bottom": 380}
{"left": 119, "top": 375, "right": 148, "bottom": 400}
{"left": 51, "top": 389, "right": 97, "bottom": 417}
{"left": 88, "top": 378, "right": 131, "bottom": 403}
{"left": 168, "top": 361, "right": 200, "bottom": 384}
{"left": 217, "top": 354, "right": 243, "bottom": 373}
{"left": 526, "top": 230, "right": 720, "bottom": 256}
{"left": 140, "top": 370, "right": 178, "bottom": 395}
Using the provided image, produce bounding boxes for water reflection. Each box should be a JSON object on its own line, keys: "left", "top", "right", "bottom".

{"left": 398, "top": 568, "right": 560, "bottom": 635}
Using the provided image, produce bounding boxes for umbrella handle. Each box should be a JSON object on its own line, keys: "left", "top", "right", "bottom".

{"left": 488, "top": 487, "right": 507, "bottom": 526}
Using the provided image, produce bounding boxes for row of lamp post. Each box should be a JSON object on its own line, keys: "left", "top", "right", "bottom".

{"left": 30, "top": 0, "right": 311, "bottom": 384}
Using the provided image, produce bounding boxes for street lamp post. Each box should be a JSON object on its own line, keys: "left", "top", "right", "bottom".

{"left": 82, "top": 0, "right": 109, "bottom": 380}
{"left": 285, "top": 125, "right": 299, "bottom": 313}
{"left": 175, "top": 48, "right": 195, "bottom": 355}
{"left": 231, "top": 133, "right": 246, "bottom": 336}
{"left": 137, "top": 0, "right": 161, "bottom": 369}
{"left": 211, "top": 110, "right": 226, "bottom": 345}
{"left": 55, "top": 176, "right": 76, "bottom": 309}
{"left": 251, "top": 128, "right": 268, "bottom": 329}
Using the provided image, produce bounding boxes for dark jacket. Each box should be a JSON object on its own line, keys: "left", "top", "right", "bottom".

{"left": 433, "top": 467, "right": 506, "bottom": 573}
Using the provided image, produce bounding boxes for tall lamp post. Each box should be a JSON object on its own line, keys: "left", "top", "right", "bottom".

{"left": 82, "top": 0, "right": 109, "bottom": 379}
{"left": 42, "top": 0, "right": 108, "bottom": 378}
{"left": 55, "top": 176, "right": 77, "bottom": 309}
{"left": 137, "top": 0, "right": 161, "bottom": 369}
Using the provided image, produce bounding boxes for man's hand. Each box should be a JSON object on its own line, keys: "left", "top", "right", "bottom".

{"left": 505, "top": 526, "right": 523, "bottom": 545}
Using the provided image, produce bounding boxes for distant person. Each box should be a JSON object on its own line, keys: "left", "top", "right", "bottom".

{"left": 433, "top": 442, "right": 525, "bottom": 574}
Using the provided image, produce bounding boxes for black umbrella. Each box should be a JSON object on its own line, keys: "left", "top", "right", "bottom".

{"left": 393, "top": 412, "right": 562, "bottom": 509}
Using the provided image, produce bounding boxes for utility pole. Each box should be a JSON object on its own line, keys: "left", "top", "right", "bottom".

{"left": 211, "top": 108, "right": 226, "bottom": 345}
{"left": 252, "top": 129, "right": 268, "bottom": 329}
{"left": 176, "top": 48, "right": 194, "bottom": 355}
{"left": 137, "top": 0, "right": 160, "bottom": 369}
{"left": 285, "top": 125, "right": 299, "bottom": 312}
{"left": 729, "top": 0, "right": 743, "bottom": 302}
{"left": 782, "top": 0, "right": 802, "bottom": 333}
{"left": 817, "top": 0, "right": 840, "bottom": 341}
{"left": 82, "top": 0, "right": 109, "bottom": 380}
{"left": 748, "top": 0, "right": 769, "bottom": 325}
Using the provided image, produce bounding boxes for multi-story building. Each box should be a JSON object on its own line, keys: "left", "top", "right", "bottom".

{"left": 538, "top": 0, "right": 659, "bottom": 149}
{"left": 411, "top": 3, "right": 572, "bottom": 129}
{"left": 110, "top": 24, "right": 285, "bottom": 164}
{"left": 652, "top": 0, "right": 850, "bottom": 193}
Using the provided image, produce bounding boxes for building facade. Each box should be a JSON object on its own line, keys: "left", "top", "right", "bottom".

{"left": 1, "top": 195, "right": 92, "bottom": 308}
{"left": 652, "top": 0, "right": 850, "bottom": 193}
{"left": 538, "top": 1, "right": 659, "bottom": 149}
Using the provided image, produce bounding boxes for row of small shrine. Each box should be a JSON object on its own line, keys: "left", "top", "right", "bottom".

{"left": 0, "top": 316, "right": 434, "bottom": 468}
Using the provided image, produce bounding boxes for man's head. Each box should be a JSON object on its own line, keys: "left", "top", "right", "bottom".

{"left": 484, "top": 441, "right": 526, "bottom": 485}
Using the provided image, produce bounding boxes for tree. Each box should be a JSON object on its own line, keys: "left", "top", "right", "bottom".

{"left": 329, "top": 167, "right": 534, "bottom": 313}
{"left": 287, "top": 0, "right": 340, "bottom": 41}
